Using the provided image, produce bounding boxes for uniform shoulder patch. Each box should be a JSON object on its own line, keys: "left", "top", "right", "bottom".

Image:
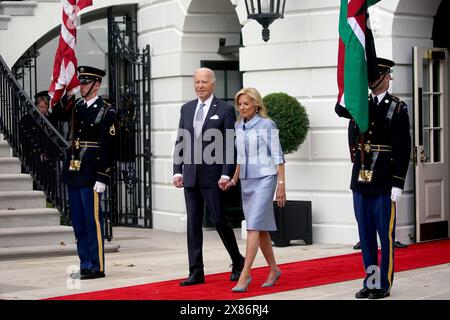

{"left": 396, "top": 101, "right": 408, "bottom": 113}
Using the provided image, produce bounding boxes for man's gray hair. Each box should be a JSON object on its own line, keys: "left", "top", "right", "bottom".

{"left": 194, "top": 67, "right": 216, "bottom": 83}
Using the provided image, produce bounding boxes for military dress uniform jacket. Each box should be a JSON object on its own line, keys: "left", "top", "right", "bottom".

{"left": 62, "top": 97, "right": 116, "bottom": 187}
{"left": 349, "top": 93, "right": 411, "bottom": 195}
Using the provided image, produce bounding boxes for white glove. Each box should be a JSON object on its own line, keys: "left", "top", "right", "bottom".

{"left": 391, "top": 187, "right": 402, "bottom": 202}
{"left": 93, "top": 181, "right": 106, "bottom": 193}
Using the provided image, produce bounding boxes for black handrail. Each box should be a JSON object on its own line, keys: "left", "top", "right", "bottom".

{"left": 0, "top": 53, "right": 71, "bottom": 220}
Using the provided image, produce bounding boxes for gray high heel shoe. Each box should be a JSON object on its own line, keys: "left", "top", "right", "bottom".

{"left": 261, "top": 270, "right": 281, "bottom": 287}
{"left": 231, "top": 275, "right": 252, "bottom": 293}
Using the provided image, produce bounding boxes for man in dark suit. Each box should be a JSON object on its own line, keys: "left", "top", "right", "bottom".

{"left": 173, "top": 67, "right": 245, "bottom": 286}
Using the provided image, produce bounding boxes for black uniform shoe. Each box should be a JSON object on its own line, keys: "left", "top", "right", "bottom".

{"left": 180, "top": 273, "right": 205, "bottom": 286}
{"left": 69, "top": 269, "right": 91, "bottom": 279}
{"left": 80, "top": 271, "right": 105, "bottom": 280}
{"left": 395, "top": 241, "right": 408, "bottom": 248}
{"left": 230, "top": 256, "right": 245, "bottom": 281}
{"left": 368, "top": 289, "right": 390, "bottom": 299}
{"left": 355, "top": 287, "right": 372, "bottom": 299}
{"left": 353, "top": 241, "right": 361, "bottom": 250}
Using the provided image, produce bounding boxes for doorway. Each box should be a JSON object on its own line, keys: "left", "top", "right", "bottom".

{"left": 413, "top": 0, "right": 450, "bottom": 242}
{"left": 200, "top": 60, "right": 244, "bottom": 228}
{"left": 413, "top": 47, "right": 449, "bottom": 242}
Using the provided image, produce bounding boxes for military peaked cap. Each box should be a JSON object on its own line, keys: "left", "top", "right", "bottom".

{"left": 377, "top": 58, "right": 395, "bottom": 75}
{"left": 77, "top": 66, "right": 106, "bottom": 84}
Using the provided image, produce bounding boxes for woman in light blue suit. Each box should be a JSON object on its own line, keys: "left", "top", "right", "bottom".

{"left": 225, "top": 87, "right": 286, "bottom": 292}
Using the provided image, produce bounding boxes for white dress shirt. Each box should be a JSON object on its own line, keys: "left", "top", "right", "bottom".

{"left": 84, "top": 96, "right": 99, "bottom": 108}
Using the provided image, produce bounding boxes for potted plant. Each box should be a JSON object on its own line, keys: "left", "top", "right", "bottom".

{"left": 263, "top": 92, "right": 312, "bottom": 246}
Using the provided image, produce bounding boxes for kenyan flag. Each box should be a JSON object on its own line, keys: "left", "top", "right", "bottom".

{"left": 337, "top": 0, "right": 380, "bottom": 133}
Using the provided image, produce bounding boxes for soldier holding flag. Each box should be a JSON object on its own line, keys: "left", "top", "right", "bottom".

{"left": 349, "top": 58, "right": 411, "bottom": 299}
{"left": 48, "top": 1, "right": 117, "bottom": 280}
{"left": 62, "top": 66, "right": 116, "bottom": 280}
{"left": 335, "top": 0, "right": 411, "bottom": 299}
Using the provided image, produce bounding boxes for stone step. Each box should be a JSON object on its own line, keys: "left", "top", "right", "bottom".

{"left": 0, "top": 191, "right": 46, "bottom": 209}
{"left": 0, "top": 141, "right": 11, "bottom": 157}
{"left": 0, "top": 243, "right": 120, "bottom": 260}
{"left": 0, "top": 174, "right": 33, "bottom": 191}
{"left": 0, "top": 226, "right": 75, "bottom": 247}
{"left": 0, "top": 157, "right": 21, "bottom": 174}
{"left": 0, "top": 208, "right": 60, "bottom": 228}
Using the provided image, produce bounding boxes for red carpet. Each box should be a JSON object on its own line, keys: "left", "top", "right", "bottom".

{"left": 48, "top": 239, "right": 450, "bottom": 300}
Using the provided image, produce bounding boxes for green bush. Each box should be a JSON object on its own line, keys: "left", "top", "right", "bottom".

{"left": 263, "top": 92, "right": 309, "bottom": 154}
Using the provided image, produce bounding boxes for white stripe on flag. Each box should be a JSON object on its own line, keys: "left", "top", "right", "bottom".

{"left": 61, "top": 23, "right": 76, "bottom": 50}
{"left": 347, "top": 17, "right": 367, "bottom": 60}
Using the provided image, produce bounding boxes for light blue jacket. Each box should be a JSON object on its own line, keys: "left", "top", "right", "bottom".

{"left": 235, "top": 114, "right": 285, "bottom": 179}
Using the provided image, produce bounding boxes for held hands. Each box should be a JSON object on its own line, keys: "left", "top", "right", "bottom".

{"left": 218, "top": 177, "right": 231, "bottom": 191}
{"left": 93, "top": 181, "right": 106, "bottom": 193}
{"left": 391, "top": 187, "right": 402, "bottom": 203}
{"left": 223, "top": 178, "right": 237, "bottom": 191}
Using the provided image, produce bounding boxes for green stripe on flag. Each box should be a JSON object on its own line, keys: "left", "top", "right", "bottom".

{"left": 338, "top": 0, "right": 380, "bottom": 133}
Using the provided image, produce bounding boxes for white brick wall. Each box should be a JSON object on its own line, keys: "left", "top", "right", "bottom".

{"left": 1, "top": 0, "right": 442, "bottom": 243}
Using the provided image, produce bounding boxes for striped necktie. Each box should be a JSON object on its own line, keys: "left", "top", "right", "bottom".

{"left": 194, "top": 103, "right": 205, "bottom": 138}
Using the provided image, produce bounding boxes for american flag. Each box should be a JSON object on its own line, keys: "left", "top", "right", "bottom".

{"left": 48, "top": 0, "right": 93, "bottom": 108}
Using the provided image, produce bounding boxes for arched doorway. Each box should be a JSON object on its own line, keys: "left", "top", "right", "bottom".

{"left": 182, "top": 0, "right": 244, "bottom": 227}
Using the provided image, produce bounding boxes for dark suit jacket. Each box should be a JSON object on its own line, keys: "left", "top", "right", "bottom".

{"left": 173, "top": 96, "right": 236, "bottom": 188}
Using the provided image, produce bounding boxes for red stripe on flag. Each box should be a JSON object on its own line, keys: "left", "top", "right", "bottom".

{"left": 337, "top": 38, "right": 345, "bottom": 105}
{"left": 48, "top": 0, "right": 93, "bottom": 108}
{"left": 347, "top": 0, "right": 365, "bottom": 17}
{"left": 77, "top": 0, "right": 93, "bottom": 10}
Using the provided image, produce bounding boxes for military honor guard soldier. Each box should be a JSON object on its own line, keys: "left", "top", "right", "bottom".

{"left": 348, "top": 58, "right": 411, "bottom": 299}
{"left": 63, "top": 66, "right": 117, "bottom": 280}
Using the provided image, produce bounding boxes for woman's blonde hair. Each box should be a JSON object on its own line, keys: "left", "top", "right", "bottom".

{"left": 234, "top": 87, "right": 269, "bottom": 120}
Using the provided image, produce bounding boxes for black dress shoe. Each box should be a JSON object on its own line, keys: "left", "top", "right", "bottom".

{"left": 69, "top": 269, "right": 91, "bottom": 279}
{"left": 230, "top": 257, "right": 245, "bottom": 281}
{"left": 395, "top": 241, "right": 408, "bottom": 248}
{"left": 180, "top": 274, "right": 205, "bottom": 286}
{"left": 355, "top": 287, "right": 372, "bottom": 299}
{"left": 353, "top": 242, "right": 361, "bottom": 250}
{"left": 368, "top": 289, "right": 390, "bottom": 299}
{"left": 80, "top": 271, "right": 105, "bottom": 280}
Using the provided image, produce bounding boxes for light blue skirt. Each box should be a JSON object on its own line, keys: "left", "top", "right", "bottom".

{"left": 240, "top": 175, "right": 277, "bottom": 231}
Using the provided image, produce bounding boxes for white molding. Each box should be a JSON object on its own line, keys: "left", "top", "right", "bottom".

{"left": 0, "top": 15, "right": 11, "bottom": 30}
{"left": 0, "top": 1, "right": 38, "bottom": 16}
